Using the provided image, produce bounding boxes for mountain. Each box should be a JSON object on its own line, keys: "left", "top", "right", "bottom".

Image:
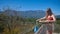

{"left": 18, "top": 10, "right": 45, "bottom": 18}
{"left": 0, "top": 10, "right": 45, "bottom": 18}
{"left": 56, "top": 15, "right": 60, "bottom": 18}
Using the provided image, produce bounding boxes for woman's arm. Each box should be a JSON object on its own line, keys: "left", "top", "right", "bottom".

{"left": 36, "top": 16, "right": 46, "bottom": 21}
{"left": 40, "top": 16, "right": 46, "bottom": 20}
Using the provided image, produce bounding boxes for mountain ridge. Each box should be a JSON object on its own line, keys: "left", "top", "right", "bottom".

{"left": 0, "top": 10, "right": 60, "bottom": 18}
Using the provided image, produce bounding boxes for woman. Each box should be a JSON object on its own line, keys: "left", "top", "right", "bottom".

{"left": 36, "top": 8, "right": 56, "bottom": 34}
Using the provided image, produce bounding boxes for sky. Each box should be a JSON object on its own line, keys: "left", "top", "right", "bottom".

{"left": 0, "top": 0, "right": 60, "bottom": 15}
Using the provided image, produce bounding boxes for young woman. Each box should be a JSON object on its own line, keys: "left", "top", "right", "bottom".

{"left": 36, "top": 8, "right": 56, "bottom": 34}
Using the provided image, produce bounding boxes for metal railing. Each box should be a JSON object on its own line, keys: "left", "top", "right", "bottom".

{"left": 35, "top": 24, "right": 47, "bottom": 34}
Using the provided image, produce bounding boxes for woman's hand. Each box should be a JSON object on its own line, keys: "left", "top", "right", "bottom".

{"left": 36, "top": 19, "right": 43, "bottom": 22}
{"left": 36, "top": 19, "right": 41, "bottom": 21}
{"left": 36, "top": 19, "right": 40, "bottom": 21}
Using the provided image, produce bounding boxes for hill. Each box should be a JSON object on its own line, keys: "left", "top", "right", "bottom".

{"left": 0, "top": 10, "right": 45, "bottom": 18}
{"left": 56, "top": 15, "right": 60, "bottom": 18}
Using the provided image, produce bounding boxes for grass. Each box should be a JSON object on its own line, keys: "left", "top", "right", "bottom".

{"left": 0, "top": 19, "right": 60, "bottom": 34}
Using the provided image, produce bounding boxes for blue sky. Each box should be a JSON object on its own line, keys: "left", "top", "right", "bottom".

{"left": 0, "top": 0, "right": 60, "bottom": 15}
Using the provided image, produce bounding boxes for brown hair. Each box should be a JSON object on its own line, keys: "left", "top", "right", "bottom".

{"left": 46, "top": 8, "right": 53, "bottom": 18}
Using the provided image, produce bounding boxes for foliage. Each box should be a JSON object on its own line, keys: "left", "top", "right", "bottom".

{"left": 0, "top": 10, "right": 36, "bottom": 34}
{"left": 0, "top": 9, "right": 60, "bottom": 34}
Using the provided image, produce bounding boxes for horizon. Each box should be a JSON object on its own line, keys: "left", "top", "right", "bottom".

{"left": 0, "top": 0, "right": 60, "bottom": 15}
